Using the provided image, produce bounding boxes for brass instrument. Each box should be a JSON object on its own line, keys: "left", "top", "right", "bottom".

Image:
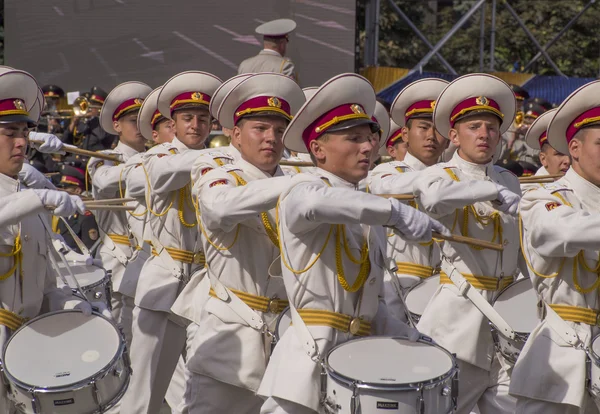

{"left": 514, "top": 110, "right": 524, "bottom": 128}
{"left": 72, "top": 96, "right": 92, "bottom": 117}
{"left": 208, "top": 134, "right": 231, "bottom": 148}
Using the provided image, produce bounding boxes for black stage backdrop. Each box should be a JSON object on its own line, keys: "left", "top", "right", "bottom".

{"left": 6, "top": 0, "right": 356, "bottom": 93}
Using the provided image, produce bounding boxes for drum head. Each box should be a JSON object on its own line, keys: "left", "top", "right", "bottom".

{"left": 493, "top": 278, "right": 539, "bottom": 333}
{"left": 4, "top": 311, "right": 121, "bottom": 389}
{"left": 57, "top": 262, "right": 106, "bottom": 287}
{"left": 327, "top": 337, "right": 453, "bottom": 385}
{"left": 405, "top": 275, "right": 440, "bottom": 316}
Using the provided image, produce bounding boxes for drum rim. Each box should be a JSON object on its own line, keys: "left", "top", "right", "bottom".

{"left": 324, "top": 336, "right": 458, "bottom": 391}
{"left": 60, "top": 266, "right": 108, "bottom": 290}
{"left": 403, "top": 274, "right": 440, "bottom": 314}
{"left": 490, "top": 278, "right": 539, "bottom": 336}
{"left": 591, "top": 334, "right": 600, "bottom": 362}
{"left": 2, "top": 309, "right": 127, "bottom": 392}
{"left": 274, "top": 306, "right": 291, "bottom": 341}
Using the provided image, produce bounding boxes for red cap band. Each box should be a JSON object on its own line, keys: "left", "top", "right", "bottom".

{"left": 234, "top": 96, "right": 291, "bottom": 125}
{"left": 170, "top": 92, "right": 211, "bottom": 116}
{"left": 566, "top": 107, "right": 600, "bottom": 143}
{"left": 151, "top": 109, "right": 164, "bottom": 129}
{"left": 113, "top": 98, "right": 143, "bottom": 121}
{"left": 302, "top": 103, "right": 370, "bottom": 149}
{"left": 0, "top": 98, "right": 29, "bottom": 117}
{"left": 538, "top": 131, "right": 548, "bottom": 148}
{"left": 404, "top": 100, "right": 435, "bottom": 124}
{"left": 386, "top": 128, "right": 403, "bottom": 147}
{"left": 449, "top": 96, "right": 503, "bottom": 128}
{"left": 90, "top": 94, "right": 105, "bottom": 104}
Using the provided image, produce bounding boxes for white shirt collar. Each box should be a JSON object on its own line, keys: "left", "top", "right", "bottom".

{"left": 260, "top": 49, "right": 282, "bottom": 57}
{"left": 403, "top": 151, "right": 428, "bottom": 171}
{"left": 237, "top": 157, "right": 284, "bottom": 180}
{"left": 451, "top": 150, "right": 492, "bottom": 179}
{"left": 314, "top": 168, "right": 357, "bottom": 190}
{"left": 114, "top": 141, "right": 140, "bottom": 160}
{"left": 0, "top": 172, "right": 19, "bottom": 193}
{"left": 565, "top": 168, "right": 600, "bottom": 211}
{"left": 534, "top": 165, "right": 548, "bottom": 176}
{"left": 172, "top": 137, "right": 194, "bottom": 152}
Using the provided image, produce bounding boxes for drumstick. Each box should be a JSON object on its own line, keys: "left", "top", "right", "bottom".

{"left": 83, "top": 205, "right": 136, "bottom": 211}
{"left": 279, "top": 160, "right": 314, "bottom": 167}
{"left": 433, "top": 232, "right": 504, "bottom": 252}
{"left": 378, "top": 194, "right": 416, "bottom": 201}
{"left": 518, "top": 174, "right": 563, "bottom": 183}
{"left": 44, "top": 172, "right": 60, "bottom": 177}
{"left": 84, "top": 197, "right": 136, "bottom": 205}
{"left": 29, "top": 139, "right": 122, "bottom": 163}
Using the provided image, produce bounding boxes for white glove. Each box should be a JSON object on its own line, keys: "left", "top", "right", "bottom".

{"left": 90, "top": 301, "right": 113, "bottom": 320}
{"left": 493, "top": 183, "right": 520, "bottom": 215}
{"left": 18, "top": 164, "right": 56, "bottom": 190}
{"left": 33, "top": 189, "right": 85, "bottom": 216}
{"left": 29, "top": 131, "right": 65, "bottom": 154}
{"left": 64, "top": 298, "right": 93, "bottom": 316}
{"left": 388, "top": 198, "right": 451, "bottom": 242}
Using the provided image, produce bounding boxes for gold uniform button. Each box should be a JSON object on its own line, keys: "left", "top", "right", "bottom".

{"left": 23, "top": 235, "right": 29, "bottom": 242}
{"left": 193, "top": 252, "right": 205, "bottom": 265}
{"left": 268, "top": 299, "right": 279, "bottom": 314}
{"left": 369, "top": 278, "right": 376, "bottom": 285}
{"left": 503, "top": 239, "right": 509, "bottom": 246}
{"left": 349, "top": 317, "right": 362, "bottom": 335}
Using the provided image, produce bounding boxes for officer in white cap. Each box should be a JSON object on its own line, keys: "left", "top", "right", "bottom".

{"left": 258, "top": 73, "right": 447, "bottom": 414}
{"left": 367, "top": 78, "right": 449, "bottom": 320}
{"left": 238, "top": 18, "right": 297, "bottom": 80}
{"left": 87, "top": 80, "right": 151, "bottom": 346}
{"left": 120, "top": 71, "right": 224, "bottom": 414}
{"left": 185, "top": 73, "right": 304, "bottom": 414}
{"left": 412, "top": 74, "right": 521, "bottom": 414}
{"left": 0, "top": 68, "right": 92, "bottom": 413}
{"left": 523, "top": 108, "right": 570, "bottom": 179}
{"left": 514, "top": 80, "right": 600, "bottom": 414}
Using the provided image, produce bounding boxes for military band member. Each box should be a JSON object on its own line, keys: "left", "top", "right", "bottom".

{"left": 367, "top": 78, "right": 449, "bottom": 319}
{"left": 187, "top": 73, "right": 305, "bottom": 413}
{"left": 258, "top": 73, "right": 447, "bottom": 414}
{"left": 523, "top": 108, "right": 570, "bottom": 179}
{"left": 412, "top": 74, "right": 521, "bottom": 414}
{"left": 86, "top": 81, "right": 151, "bottom": 349}
{"left": 65, "top": 86, "right": 116, "bottom": 150}
{"left": 513, "top": 80, "right": 600, "bottom": 414}
{"left": 498, "top": 84, "right": 530, "bottom": 163}
{"left": 121, "top": 71, "right": 222, "bottom": 414}
{"left": 0, "top": 68, "right": 91, "bottom": 413}
{"left": 238, "top": 19, "right": 297, "bottom": 80}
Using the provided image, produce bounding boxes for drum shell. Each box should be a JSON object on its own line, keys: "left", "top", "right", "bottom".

{"left": 324, "top": 337, "right": 458, "bottom": 414}
{"left": 587, "top": 334, "right": 600, "bottom": 400}
{"left": 3, "top": 310, "right": 130, "bottom": 414}
{"left": 403, "top": 275, "right": 440, "bottom": 325}
{"left": 75, "top": 272, "right": 112, "bottom": 309}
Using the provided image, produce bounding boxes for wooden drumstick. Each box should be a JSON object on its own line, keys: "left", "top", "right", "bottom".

{"left": 378, "top": 194, "right": 417, "bottom": 201}
{"left": 518, "top": 174, "right": 564, "bottom": 183}
{"left": 83, "top": 205, "right": 136, "bottom": 211}
{"left": 84, "top": 197, "right": 136, "bottom": 205}
{"left": 433, "top": 232, "right": 504, "bottom": 252}
{"left": 279, "top": 160, "right": 315, "bottom": 167}
{"left": 29, "top": 139, "right": 122, "bottom": 163}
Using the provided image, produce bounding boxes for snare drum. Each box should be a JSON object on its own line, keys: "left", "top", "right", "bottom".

{"left": 404, "top": 275, "right": 440, "bottom": 324}
{"left": 490, "top": 278, "right": 539, "bottom": 364}
{"left": 56, "top": 262, "right": 112, "bottom": 308}
{"left": 323, "top": 336, "right": 458, "bottom": 414}
{"left": 2, "top": 310, "right": 130, "bottom": 414}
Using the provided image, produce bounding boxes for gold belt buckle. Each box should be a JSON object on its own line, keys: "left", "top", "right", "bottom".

{"left": 193, "top": 252, "right": 205, "bottom": 265}
{"left": 268, "top": 298, "right": 280, "bottom": 314}
{"left": 349, "top": 317, "right": 362, "bottom": 335}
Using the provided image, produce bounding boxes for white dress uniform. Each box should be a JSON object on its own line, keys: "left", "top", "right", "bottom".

{"left": 413, "top": 74, "right": 521, "bottom": 414}
{"left": 511, "top": 80, "right": 600, "bottom": 414}
{"left": 87, "top": 81, "right": 151, "bottom": 349}
{"left": 259, "top": 73, "right": 439, "bottom": 414}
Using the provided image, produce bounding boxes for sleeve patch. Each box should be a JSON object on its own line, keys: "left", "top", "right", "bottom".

{"left": 209, "top": 179, "right": 228, "bottom": 188}
{"left": 381, "top": 174, "right": 392, "bottom": 178}
{"left": 201, "top": 167, "right": 213, "bottom": 176}
{"left": 545, "top": 202, "right": 561, "bottom": 211}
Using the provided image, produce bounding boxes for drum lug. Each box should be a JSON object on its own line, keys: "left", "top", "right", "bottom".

{"left": 91, "top": 379, "right": 103, "bottom": 410}
{"left": 452, "top": 370, "right": 460, "bottom": 410}
{"left": 350, "top": 383, "right": 361, "bottom": 414}
{"left": 416, "top": 394, "right": 425, "bottom": 414}
{"left": 30, "top": 389, "right": 41, "bottom": 414}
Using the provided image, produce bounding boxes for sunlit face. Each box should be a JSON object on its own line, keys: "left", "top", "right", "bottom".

{"left": 403, "top": 118, "right": 448, "bottom": 166}
{"left": 540, "top": 143, "right": 570, "bottom": 175}
{"left": 386, "top": 139, "right": 408, "bottom": 161}
{"left": 232, "top": 116, "right": 288, "bottom": 174}
{"left": 569, "top": 127, "right": 600, "bottom": 186}
{"left": 0, "top": 122, "right": 28, "bottom": 177}
{"left": 113, "top": 112, "right": 144, "bottom": 150}
{"left": 449, "top": 113, "right": 501, "bottom": 164}
{"left": 309, "top": 124, "right": 378, "bottom": 184}
{"left": 173, "top": 107, "right": 211, "bottom": 150}
{"left": 152, "top": 118, "right": 175, "bottom": 144}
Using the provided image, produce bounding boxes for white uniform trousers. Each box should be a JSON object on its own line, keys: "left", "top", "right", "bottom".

{"left": 456, "top": 355, "right": 515, "bottom": 414}
{"left": 260, "top": 397, "right": 316, "bottom": 414}
{"left": 111, "top": 291, "right": 135, "bottom": 349}
{"left": 187, "top": 374, "right": 263, "bottom": 414}
{"left": 516, "top": 396, "right": 600, "bottom": 414}
{"left": 167, "top": 323, "right": 199, "bottom": 414}
{"left": 121, "top": 306, "right": 186, "bottom": 414}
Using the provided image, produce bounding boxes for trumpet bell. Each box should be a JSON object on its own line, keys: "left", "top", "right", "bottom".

{"left": 73, "top": 96, "right": 91, "bottom": 117}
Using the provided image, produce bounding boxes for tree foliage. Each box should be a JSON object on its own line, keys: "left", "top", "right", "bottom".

{"left": 358, "top": 0, "right": 600, "bottom": 77}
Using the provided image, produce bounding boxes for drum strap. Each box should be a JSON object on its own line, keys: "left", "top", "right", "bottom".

{"left": 440, "top": 257, "right": 516, "bottom": 340}
{"left": 542, "top": 302, "right": 586, "bottom": 347}
{"left": 149, "top": 233, "right": 185, "bottom": 280}
{"left": 98, "top": 228, "right": 129, "bottom": 266}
